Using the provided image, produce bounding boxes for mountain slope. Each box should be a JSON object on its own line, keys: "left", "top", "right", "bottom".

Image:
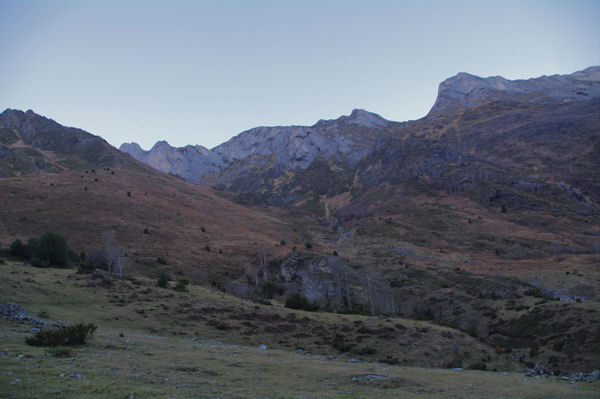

{"left": 0, "top": 109, "right": 306, "bottom": 283}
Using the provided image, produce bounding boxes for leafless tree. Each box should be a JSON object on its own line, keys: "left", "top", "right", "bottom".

{"left": 101, "top": 231, "right": 124, "bottom": 278}
{"left": 255, "top": 248, "right": 268, "bottom": 286}
{"left": 366, "top": 269, "right": 375, "bottom": 316}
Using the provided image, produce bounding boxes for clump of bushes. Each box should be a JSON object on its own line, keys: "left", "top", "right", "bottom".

{"left": 156, "top": 257, "right": 167, "bottom": 265}
{"left": 25, "top": 323, "right": 97, "bottom": 347}
{"left": 10, "top": 231, "right": 71, "bottom": 268}
{"left": 285, "top": 293, "right": 319, "bottom": 311}
{"left": 9, "top": 238, "right": 37, "bottom": 260}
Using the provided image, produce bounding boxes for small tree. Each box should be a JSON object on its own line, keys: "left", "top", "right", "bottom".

{"left": 33, "top": 231, "right": 69, "bottom": 268}
{"left": 91, "top": 232, "right": 125, "bottom": 278}
{"left": 157, "top": 271, "right": 170, "bottom": 288}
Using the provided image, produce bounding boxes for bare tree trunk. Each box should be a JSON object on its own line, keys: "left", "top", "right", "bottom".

{"left": 256, "top": 248, "right": 268, "bottom": 285}
{"left": 343, "top": 270, "right": 352, "bottom": 309}
{"left": 366, "top": 271, "right": 375, "bottom": 316}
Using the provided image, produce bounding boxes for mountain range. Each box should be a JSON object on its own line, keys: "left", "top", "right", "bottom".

{"left": 120, "top": 66, "right": 600, "bottom": 205}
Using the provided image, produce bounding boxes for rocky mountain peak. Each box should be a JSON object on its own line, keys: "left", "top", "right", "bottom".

{"left": 344, "top": 109, "right": 390, "bottom": 128}
{"left": 429, "top": 66, "right": 600, "bottom": 114}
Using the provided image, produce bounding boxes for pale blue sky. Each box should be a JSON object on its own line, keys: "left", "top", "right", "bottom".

{"left": 1, "top": 0, "right": 599, "bottom": 149}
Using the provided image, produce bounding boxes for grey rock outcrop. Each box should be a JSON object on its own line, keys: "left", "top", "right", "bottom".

{"left": 119, "top": 140, "right": 226, "bottom": 184}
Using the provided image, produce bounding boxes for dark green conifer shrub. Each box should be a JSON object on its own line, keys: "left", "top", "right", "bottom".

{"left": 285, "top": 293, "right": 319, "bottom": 311}
{"left": 33, "top": 231, "right": 69, "bottom": 268}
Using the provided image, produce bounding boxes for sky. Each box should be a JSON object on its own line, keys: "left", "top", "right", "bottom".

{"left": 1, "top": 0, "right": 599, "bottom": 150}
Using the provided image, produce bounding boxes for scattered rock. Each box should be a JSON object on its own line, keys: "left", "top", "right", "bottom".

{"left": 525, "top": 363, "right": 553, "bottom": 378}
{"left": 0, "top": 302, "right": 31, "bottom": 321}
{"left": 567, "top": 371, "right": 600, "bottom": 382}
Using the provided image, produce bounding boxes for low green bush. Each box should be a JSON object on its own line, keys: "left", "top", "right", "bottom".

{"left": 467, "top": 361, "right": 487, "bottom": 371}
{"left": 285, "top": 293, "right": 319, "bottom": 311}
{"left": 332, "top": 333, "right": 354, "bottom": 352}
{"left": 174, "top": 278, "right": 190, "bottom": 292}
{"left": 47, "top": 347, "right": 73, "bottom": 358}
{"left": 25, "top": 323, "right": 97, "bottom": 347}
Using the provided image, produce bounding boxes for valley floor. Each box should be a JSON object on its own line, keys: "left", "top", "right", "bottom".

{"left": 1, "top": 260, "right": 598, "bottom": 398}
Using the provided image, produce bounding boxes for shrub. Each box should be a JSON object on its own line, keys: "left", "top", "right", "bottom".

{"left": 9, "top": 239, "right": 25, "bottom": 257}
{"left": 332, "top": 250, "right": 339, "bottom": 256}
{"left": 157, "top": 271, "right": 171, "bottom": 288}
{"left": 332, "top": 332, "right": 354, "bottom": 352}
{"left": 304, "top": 243, "right": 313, "bottom": 249}
{"left": 174, "top": 278, "right": 190, "bottom": 292}
{"left": 31, "top": 258, "right": 49, "bottom": 268}
{"left": 143, "top": 228, "right": 149, "bottom": 234}
{"left": 280, "top": 239, "right": 286, "bottom": 246}
{"left": 262, "top": 281, "right": 285, "bottom": 299}
{"left": 204, "top": 245, "right": 210, "bottom": 252}
{"left": 467, "top": 325, "right": 478, "bottom": 338}
{"left": 25, "top": 323, "right": 97, "bottom": 347}
{"left": 127, "top": 191, "right": 131, "bottom": 197}
{"left": 68, "top": 250, "right": 80, "bottom": 263}
{"left": 47, "top": 347, "right": 73, "bottom": 358}
{"left": 285, "top": 293, "right": 319, "bottom": 311}
{"left": 33, "top": 231, "right": 69, "bottom": 268}
{"left": 467, "top": 361, "right": 487, "bottom": 371}
{"left": 156, "top": 257, "right": 167, "bottom": 265}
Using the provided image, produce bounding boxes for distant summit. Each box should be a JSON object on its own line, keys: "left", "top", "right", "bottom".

{"left": 120, "top": 108, "right": 391, "bottom": 186}
{"left": 429, "top": 66, "right": 600, "bottom": 114}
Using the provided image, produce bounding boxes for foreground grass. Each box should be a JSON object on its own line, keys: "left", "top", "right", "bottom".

{"left": 1, "top": 260, "right": 598, "bottom": 398}
{"left": 2, "top": 323, "right": 598, "bottom": 399}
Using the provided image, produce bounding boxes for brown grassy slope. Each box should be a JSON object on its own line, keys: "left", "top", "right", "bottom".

{"left": 0, "top": 164, "right": 304, "bottom": 280}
